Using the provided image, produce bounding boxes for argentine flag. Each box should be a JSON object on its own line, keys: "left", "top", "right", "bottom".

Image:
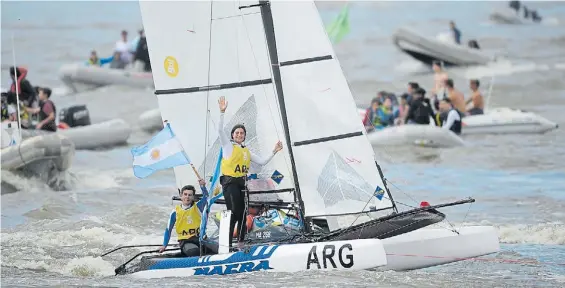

{"left": 131, "top": 122, "right": 190, "bottom": 178}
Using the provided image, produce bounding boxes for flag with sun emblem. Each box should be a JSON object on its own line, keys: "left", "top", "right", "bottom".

{"left": 131, "top": 122, "right": 190, "bottom": 178}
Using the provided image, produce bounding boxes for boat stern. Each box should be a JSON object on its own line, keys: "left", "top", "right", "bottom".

{"left": 380, "top": 225, "right": 500, "bottom": 271}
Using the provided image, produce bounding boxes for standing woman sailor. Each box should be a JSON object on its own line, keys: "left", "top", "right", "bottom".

{"left": 217, "top": 96, "right": 283, "bottom": 250}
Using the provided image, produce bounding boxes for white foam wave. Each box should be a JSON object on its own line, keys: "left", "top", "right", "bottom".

{"left": 461, "top": 60, "right": 565, "bottom": 79}
{"left": 393, "top": 60, "right": 428, "bottom": 74}
{"left": 453, "top": 222, "right": 565, "bottom": 245}
{"left": 0, "top": 226, "right": 163, "bottom": 277}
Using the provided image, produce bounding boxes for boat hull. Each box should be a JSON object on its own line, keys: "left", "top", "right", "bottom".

{"left": 59, "top": 63, "right": 153, "bottom": 93}
{"left": 392, "top": 27, "right": 493, "bottom": 67}
{"left": 380, "top": 226, "right": 500, "bottom": 271}
{"left": 1, "top": 133, "right": 75, "bottom": 191}
{"left": 462, "top": 108, "right": 558, "bottom": 135}
{"left": 138, "top": 108, "right": 163, "bottom": 133}
{"left": 126, "top": 239, "right": 387, "bottom": 279}
{"left": 367, "top": 124, "right": 465, "bottom": 148}
{"left": 20, "top": 119, "right": 131, "bottom": 150}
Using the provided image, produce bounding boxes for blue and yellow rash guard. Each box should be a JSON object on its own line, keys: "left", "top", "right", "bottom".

{"left": 162, "top": 185, "right": 209, "bottom": 247}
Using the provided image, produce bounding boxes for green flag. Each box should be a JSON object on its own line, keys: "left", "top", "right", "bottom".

{"left": 326, "top": 4, "right": 350, "bottom": 44}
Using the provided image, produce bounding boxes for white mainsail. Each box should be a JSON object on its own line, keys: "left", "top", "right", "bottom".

{"left": 269, "top": 1, "right": 394, "bottom": 217}
{"left": 139, "top": 0, "right": 393, "bottom": 224}
{"left": 139, "top": 1, "right": 295, "bottom": 204}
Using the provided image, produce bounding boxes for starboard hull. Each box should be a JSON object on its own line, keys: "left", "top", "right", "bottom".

{"left": 462, "top": 108, "right": 558, "bottom": 135}
{"left": 379, "top": 226, "right": 500, "bottom": 271}
{"left": 124, "top": 239, "right": 387, "bottom": 279}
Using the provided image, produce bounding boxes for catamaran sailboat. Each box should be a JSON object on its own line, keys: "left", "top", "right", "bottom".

{"left": 112, "top": 0, "right": 500, "bottom": 278}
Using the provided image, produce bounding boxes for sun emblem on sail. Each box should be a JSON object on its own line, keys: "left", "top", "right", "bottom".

{"left": 164, "top": 56, "right": 179, "bottom": 78}
{"left": 150, "top": 148, "right": 161, "bottom": 160}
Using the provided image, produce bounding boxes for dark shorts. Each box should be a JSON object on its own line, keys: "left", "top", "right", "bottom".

{"left": 179, "top": 238, "right": 200, "bottom": 257}
{"left": 467, "top": 107, "right": 484, "bottom": 115}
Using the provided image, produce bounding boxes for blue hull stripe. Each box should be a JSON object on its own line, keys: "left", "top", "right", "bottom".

{"left": 148, "top": 244, "right": 280, "bottom": 270}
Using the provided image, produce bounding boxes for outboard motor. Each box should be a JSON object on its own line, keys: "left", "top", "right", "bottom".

{"left": 59, "top": 105, "right": 91, "bottom": 128}
{"left": 468, "top": 39, "right": 481, "bottom": 50}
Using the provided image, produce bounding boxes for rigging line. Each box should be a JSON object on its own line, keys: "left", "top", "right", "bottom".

{"left": 459, "top": 201, "right": 474, "bottom": 230}
{"left": 212, "top": 11, "right": 260, "bottom": 21}
{"left": 385, "top": 179, "right": 419, "bottom": 207}
{"left": 203, "top": 0, "right": 214, "bottom": 178}
{"left": 337, "top": 187, "right": 379, "bottom": 237}
{"left": 239, "top": 6, "right": 294, "bottom": 183}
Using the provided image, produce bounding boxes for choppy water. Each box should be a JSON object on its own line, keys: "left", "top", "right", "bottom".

{"left": 2, "top": 1, "right": 565, "bottom": 287}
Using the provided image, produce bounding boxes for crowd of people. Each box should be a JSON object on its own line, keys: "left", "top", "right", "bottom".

{"left": 86, "top": 29, "right": 151, "bottom": 72}
{"left": 509, "top": 0, "right": 542, "bottom": 23}
{"left": 2, "top": 66, "right": 57, "bottom": 132}
{"left": 362, "top": 61, "right": 485, "bottom": 135}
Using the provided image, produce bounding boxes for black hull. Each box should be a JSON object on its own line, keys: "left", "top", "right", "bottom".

{"left": 317, "top": 208, "right": 445, "bottom": 241}
{"left": 399, "top": 48, "right": 458, "bottom": 68}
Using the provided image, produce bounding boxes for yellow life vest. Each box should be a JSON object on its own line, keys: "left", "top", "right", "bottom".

{"left": 19, "top": 103, "right": 29, "bottom": 120}
{"left": 220, "top": 144, "right": 251, "bottom": 178}
{"left": 175, "top": 204, "right": 202, "bottom": 241}
{"left": 1, "top": 104, "right": 9, "bottom": 121}
{"left": 88, "top": 58, "right": 101, "bottom": 66}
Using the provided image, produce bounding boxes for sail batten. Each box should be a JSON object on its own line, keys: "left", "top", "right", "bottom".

{"left": 154, "top": 79, "right": 273, "bottom": 95}
{"left": 293, "top": 131, "right": 364, "bottom": 147}
{"left": 279, "top": 55, "right": 333, "bottom": 67}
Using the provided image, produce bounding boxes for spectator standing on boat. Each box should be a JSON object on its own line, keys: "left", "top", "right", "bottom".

{"left": 509, "top": 1, "right": 521, "bottom": 14}
{"left": 449, "top": 21, "right": 461, "bottom": 45}
{"left": 26, "top": 87, "right": 56, "bottom": 132}
{"left": 133, "top": 29, "right": 151, "bottom": 72}
{"left": 113, "top": 30, "right": 134, "bottom": 68}
{"left": 158, "top": 179, "right": 208, "bottom": 257}
{"left": 437, "top": 98, "right": 463, "bottom": 135}
{"left": 7, "top": 66, "right": 37, "bottom": 109}
{"left": 217, "top": 96, "right": 283, "bottom": 251}
{"left": 466, "top": 79, "right": 484, "bottom": 115}
{"left": 431, "top": 61, "right": 448, "bottom": 111}
{"left": 445, "top": 79, "right": 466, "bottom": 115}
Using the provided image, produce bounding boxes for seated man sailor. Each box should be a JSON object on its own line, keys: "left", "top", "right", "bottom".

{"left": 159, "top": 178, "right": 208, "bottom": 257}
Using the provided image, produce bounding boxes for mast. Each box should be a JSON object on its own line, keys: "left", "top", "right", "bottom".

{"left": 257, "top": 0, "right": 310, "bottom": 232}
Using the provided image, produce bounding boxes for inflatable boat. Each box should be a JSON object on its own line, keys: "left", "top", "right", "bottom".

{"left": 489, "top": 1, "right": 543, "bottom": 25}
{"left": 19, "top": 104, "right": 131, "bottom": 150}
{"left": 462, "top": 107, "right": 558, "bottom": 135}
{"left": 59, "top": 63, "right": 153, "bottom": 93}
{"left": 367, "top": 124, "right": 465, "bottom": 148}
{"left": 21, "top": 119, "right": 131, "bottom": 150}
{"left": 138, "top": 108, "right": 163, "bottom": 133}
{"left": 392, "top": 27, "right": 494, "bottom": 67}
{"left": 1, "top": 121, "right": 75, "bottom": 191}
{"left": 358, "top": 109, "right": 464, "bottom": 148}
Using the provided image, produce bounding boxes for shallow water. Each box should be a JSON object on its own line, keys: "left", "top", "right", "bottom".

{"left": 2, "top": 1, "right": 565, "bottom": 287}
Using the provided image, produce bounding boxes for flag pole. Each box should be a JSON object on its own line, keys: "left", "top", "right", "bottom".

{"left": 163, "top": 119, "right": 203, "bottom": 182}
{"left": 11, "top": 33, "right": 23, "bottom": 141}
